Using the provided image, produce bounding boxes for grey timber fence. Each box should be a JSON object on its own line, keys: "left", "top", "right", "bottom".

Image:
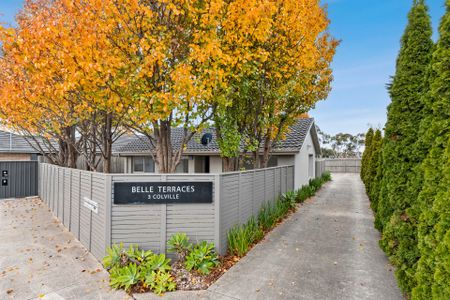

{"left": 218, "top": 167, "right": 294, "bottom": 253}
{"left": 324, "top": 158, "right": 361, "bottom": 173}
{"left": 39, "top": 163, "right": 110, "bottom": 260}
{"left": 38, "top": 163, "right": 294, "bottom": 259}
{"left": 0, "top": 161, "right": 38, "bottom": 199}
{"left": 315, "top": 159, "right": 326, "bottom": 178}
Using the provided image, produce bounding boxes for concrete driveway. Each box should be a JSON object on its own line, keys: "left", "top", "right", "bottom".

{"left": 208, "top": 173, "right": 402, "bottom": 300}
{"left": 0, "top": 198, "right": 129, "bottom": 300}
{"left": 137, "top": 173, "right": 402, "bottom": 300}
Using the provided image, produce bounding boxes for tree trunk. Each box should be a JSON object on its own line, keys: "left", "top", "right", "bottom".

{"left": 58, "top": 138, "right": 68, "bottom": 167}
{"left": 88, "top": 120, "right": 97, "bottom": 171}
{"left": 252, "top": 151, "right": 260, "bottom": 169}
{"left": 155, "top": 120, "right": 177, "bottom": 173}
{"left": 65, "top": 126, "right": 78, "bottom": 169}
{"left": 261, "top": 135, "right": 272, "bottom": 168}
{"left": 222, "top": 157, "right": 238, "bottom": 172}
{"left": 102, "top": 113, "right": 113, "bottom": 173}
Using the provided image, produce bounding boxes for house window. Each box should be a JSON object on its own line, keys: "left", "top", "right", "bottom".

{"left": 175, "top": 159, "right": 189, "bottom": 173}
{"left": 308, "top": 154, "right": 314, "bottom": 178}
{"left": 267, "top": 156, "right": 278, "bottom": 168}
{"left": 133, "top": 157, "right": 155, "bottom": 173}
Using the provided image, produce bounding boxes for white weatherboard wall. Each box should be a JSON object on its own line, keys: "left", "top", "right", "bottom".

{"left": 277, "top": 155, "right": 295, "bottom": 167}
{"left": 209, "top": 156, "right": 223, "bottom": 173}
{"left": 294, "top": 129, "right": 316, "bottom": 189}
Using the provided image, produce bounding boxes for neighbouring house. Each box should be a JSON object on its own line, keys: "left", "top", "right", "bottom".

{"left": 111, "top": 118, "right": 321, "bottom": 189}
{"left": 0, "top": 130, "right": 43, "bottom": 161}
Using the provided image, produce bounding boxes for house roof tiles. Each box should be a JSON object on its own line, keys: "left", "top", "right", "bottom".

{"left": 113, "top": 118, "right": 317, "bottom": 155}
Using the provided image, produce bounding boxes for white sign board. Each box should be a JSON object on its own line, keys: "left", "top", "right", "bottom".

{"left": 83, "top": 197, "right": 98, "bottom": 214}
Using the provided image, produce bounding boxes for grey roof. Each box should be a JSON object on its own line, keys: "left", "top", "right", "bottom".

{"left": 113, "top": 118, "right": 318, "bottom": 155}
{"left": 0, "top": 130, "right": 50, "bottom": 153}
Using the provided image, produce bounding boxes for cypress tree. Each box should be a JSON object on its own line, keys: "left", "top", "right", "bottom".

{"left": 371, "top": 138, "right": 384, "bottom": 222}
{"left": 361, "top": 128, "right": 374, "bottom": 185}
{"left": 366, "top": 129, "right": 381, "bottom": 199}
{"left": 412, "top": 1, "right": 450, "bottom": 298}
{"left": 377, "top": 0, "right": 433, "bottom": 294}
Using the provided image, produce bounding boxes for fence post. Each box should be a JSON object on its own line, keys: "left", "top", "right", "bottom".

{"left": 160, "top": 174, "right": 167, "bottom": 254}
{"left": 264, "top": 169, "right": 267, "bottom": 202}
{"left": 238, "top": 172, "right": 241, "bottom": 224}
{"left": 68, "top": 170, "right": 72, "bottom": 231}
{"left": 89, "top": 172, "right": 93, "bottom": 251}
{"left": 252, "top": 169, "right": 256, "bottom": 216}
{"left": 77, "top": 170, "right": 81, "bottom": 240}
{"left": 105, "top": 175, "right": 112, "bottom": 252}
{"left": 214, "top": 174, "right": 222, "bottom": 254}
{"left": 273, "top": 168, "right": 276, "bottom": 199}
{"left": 285, "top": 167, "right": 288, "bottom": 192}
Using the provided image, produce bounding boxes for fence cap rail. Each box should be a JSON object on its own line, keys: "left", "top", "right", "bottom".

{"left": 220, "top": 165, "right": 294, "bottom": 176}
{"left": 40, "top": 162, "right": 294, "bottom": 177}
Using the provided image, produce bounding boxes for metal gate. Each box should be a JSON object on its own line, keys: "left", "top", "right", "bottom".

{"left": 0, "top": 161, "right": 38, "bottom": 199}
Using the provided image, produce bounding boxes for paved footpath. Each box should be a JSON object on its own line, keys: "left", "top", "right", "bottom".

{"left": 138, "top": 173, "right": 403, "bottom": 300}
{"left": 0, "top": 198, "right": 129, "bottom": 300}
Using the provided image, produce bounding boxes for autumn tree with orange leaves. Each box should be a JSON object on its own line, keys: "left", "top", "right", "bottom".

{"left": 0, "top": 0, "right": 337, "bottom": 173}
{"left": 215, "top": 0, "right": 338, "bottom": 170}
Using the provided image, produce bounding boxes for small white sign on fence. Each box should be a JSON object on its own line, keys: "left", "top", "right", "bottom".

{"left": 83, "top": 197, "right": 98, "bottom": 214}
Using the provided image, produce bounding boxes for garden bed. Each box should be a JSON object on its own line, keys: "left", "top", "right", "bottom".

{"left": 103, "top": 172, "right": 331, "bottom": 296}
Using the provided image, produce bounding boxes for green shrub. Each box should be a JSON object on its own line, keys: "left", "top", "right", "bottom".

{"left": 109, "top": 263, "right": 140, "bottom": 292}
{"left": 142, "top": 253, "right": 171, "bottom": 273}
{"left": 227, "top": 216, "right": 264, "bottom": 257}
{"left": 321, "top": 171, "right": 332, "bottom": 182}
{"left": 103, "top": 243, "right": 124, "bottom": 270}
{"left": 227, "top": 224, "right": 251, "bottom": 257}
{"left": 144, "top": 270, "right": 176, "bottom": 295}
{"left": 296, "top": 185, "right": 313, "bottom": 202}
{"left": 185, "top": 241, "right": 220, "bottom": 275}
{"left": 167, "top": 233, "right": 192, "bottom": 261}
{"left": 258, "top": 201, "right": 277, "bottom": 231}
{"left": 308, "top": 178, "right": 321, "bottom": 192}
{"left": 282, "top": 191, "right": 297, "bottom": 209}
{"left": 246, "top": 216, "right": 264, "bottom": 243}
{"left": 274, "top": 198, "right": 290, "bottom": 221}
{"left": 103, "top": 244, "right": 175, "bottom": 295}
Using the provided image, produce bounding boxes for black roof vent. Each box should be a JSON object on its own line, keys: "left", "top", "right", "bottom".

{"left": 201, "top": 133, "right": 213, "bottom": 146}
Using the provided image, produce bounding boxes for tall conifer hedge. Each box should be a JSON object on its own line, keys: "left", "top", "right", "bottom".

{"left": 361, "top": 1, "right": 450, "bottom": 298}
{"left": 361, "top": 128, "right": 373, "bottom": 185}
{"left": 367, "top": 129, "right": 381, "bottom": 199}
{"left": 412, "top": 1, "right": 450, "bottom": 298}
{"left": 377, "top": 0, "right": 433, "bottom": 293}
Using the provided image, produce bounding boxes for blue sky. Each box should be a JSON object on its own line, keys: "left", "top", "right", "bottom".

{"left": 313, "top": 0, "right": 445, "bottom": 134}
{"left": 0, "top": 1, "right": 446, "bottom": 135}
